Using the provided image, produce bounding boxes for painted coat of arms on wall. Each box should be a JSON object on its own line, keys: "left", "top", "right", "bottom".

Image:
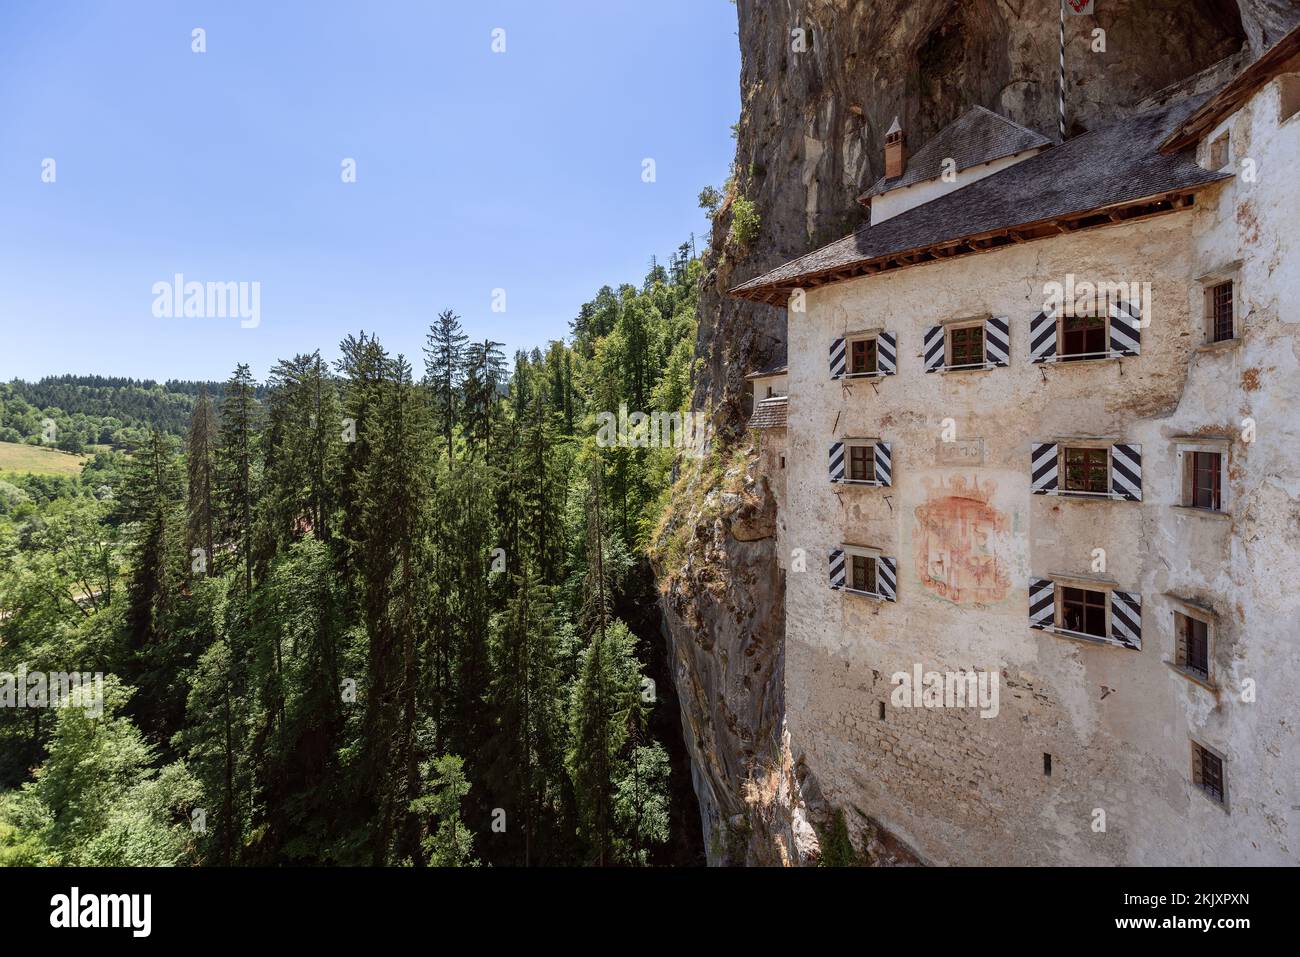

{"left": 913, "top": 475, "right": 1012, "bottom": 604}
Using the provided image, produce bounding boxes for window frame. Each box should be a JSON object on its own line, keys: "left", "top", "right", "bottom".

{"left": 843, "top": 332, "right": 886, "bottom": 379}
{"left": 1190, "top": 739, "right": 1229, "bottom": 812}
{"left": 944, "top": 319, "right": 987, "bottom": 371}
{"left": 1170, "top": 600, "right": 1215, "bottom": 686}
{"left": 1043, "top": 576, "right": 1117, "bottom": 644}
{"left": 1057, "top": 311, "right": 1109, "bottom": 362}
{"left": 1058, "top": 584, "right": 1109, "bottom": 639}
{"left": 1060, "top": 445, "right": 1111, "bottom": 495}
{"left": 1176, "top": 439, "right": 1230, "bottom": 514}
{"left": 840, "top": 437, "right": 882, "bottom": 486}
{"left": 1196, "top": 264, "right": 1242, "bottom": 347}
{"left": 839, "top": 544, "right": 886, "bottom": 600}
{"left": 1206, "top": 129, "right": 1230, "bottom": 172}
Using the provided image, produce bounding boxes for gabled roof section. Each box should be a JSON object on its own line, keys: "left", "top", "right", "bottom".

{"left": 732, "top": 95, "right": 1231, "bottom": 305}
{"left": 857, "top": 106, "right": 1052, "bottom": 204}
{"left": 745, "top": 362, "right": 788, "bottom": 380}
{"left": 1161, "top": 22, "right": 1300, "bottom": 152}
{"left": 748, "top": 396, "right": 788, "bottom": 430}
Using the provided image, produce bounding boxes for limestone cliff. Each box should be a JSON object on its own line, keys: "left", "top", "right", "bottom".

{"left": 657, "top": 0, "right": 1295, "bottom": 865}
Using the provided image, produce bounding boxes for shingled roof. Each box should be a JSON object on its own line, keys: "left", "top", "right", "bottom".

{"left": 858, "top": 106, "right": 1051, "bottom": 203}
{"left": 732, "top": 94, "right": 1232, "bottom": 305}
{"left": 748, "top": 396, "right": 788, "bottom": 430}
{"left": 744, "top": 362, "right": 788, "bottom": 379}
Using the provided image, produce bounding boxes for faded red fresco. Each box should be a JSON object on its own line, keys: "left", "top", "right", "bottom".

{"left": 913, "top": 475, "right": 1011, "bottom": 604}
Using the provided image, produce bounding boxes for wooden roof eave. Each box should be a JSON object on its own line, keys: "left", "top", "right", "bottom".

{"left": 728, "top": 184, "right": 1217, "bottom": 305}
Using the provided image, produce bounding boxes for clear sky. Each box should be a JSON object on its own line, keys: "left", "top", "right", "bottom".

{"left": 0, "top": 1, "right": 740, "bottom": 382}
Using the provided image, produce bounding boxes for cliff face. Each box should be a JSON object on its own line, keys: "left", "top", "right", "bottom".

{"left": 659, "top": 0, "right": 1294, "bottom": 864}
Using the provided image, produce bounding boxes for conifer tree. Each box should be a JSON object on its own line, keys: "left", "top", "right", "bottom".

{"left": 216, "top": 364, "right": 259, "bottom": 593}
{"left": 423, "top": 309, "right": 468, "bottom": 467}
{"left": 185, "top": 385, "right": 217, "bottom": 577}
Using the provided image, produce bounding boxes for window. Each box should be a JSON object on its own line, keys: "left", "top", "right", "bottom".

{"left": 1062, "top": 447, "right": 1109, "bottom": 494}
{"left": 1061, "top": 586, "right": 1107, "bottom": 638}
{"left": 1060, "top": 314, "right": 1106, "bottom": 360}
{"left": 1207, "top": 281, "right": 1234, "bottom": 342}
{"left": 765, "top": 384, "right": 774, "bottom": 398}
{"left": 1191, "top": 742, "right": 1226, "bottom": 807}
{"left": 1043, "top": 753, "right": 1052, "bottom": 777}
{"left": 1187, "top": 451, "right": 1223, "bottom": 510}
{"left": 848, "top": 445, "right": 871, "bottom": 481}
{"left": 850, "top": 554, "right": 876, "bottom": 594}
{"left": 779, "top": 455, "right": 786, "bottom": 470}
{"left": 1175, "top": 612, "right": 1210, "bottom": 680}
{"left": 849, "top": 338, "right": 877, "bottom": 375}
{"left": 948, "top": 325, "right": 985, "bottom": 369}
{"left": 1208, "top": 131, "right": 1229, "bottom": 170}
{"left": 1280, "top": 74, "right": 1300, "bottom": 124}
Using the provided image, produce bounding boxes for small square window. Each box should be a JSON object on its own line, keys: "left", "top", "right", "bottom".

{"left": 1060, "top": 314, "right": 1106, "bottom": 360}
{"left": 1184, "top": 451, "right": 1223, "bottom": 511}
{"left": 1208, "top": 131, "right": 1230, "bottom": 170}
{"left": 1175, "top": 612, "right": 1210, "bottom": 680}
{"left": 1207, "top": 281, "right": 1234, "bottom": 342}
{"left": 851, "top": 554, "right": 877, "bottom": 594}
{"left": 850, "top": 338, "right": 878, "bottom": 375}
{"left": 1060, "top": 586, "right": 1107, "bottom": 638}
{"left": 1191, "top": 742, "right": 1226, "bottom": 807}
{"left": 1280, "top": 74, "right": 1300, "bottom": 124}
{"left": 1062, "top": 447, "right": 1109, "bottom": 494}
{"left": 948, "top": 325, "right": 985, "bottom": 369}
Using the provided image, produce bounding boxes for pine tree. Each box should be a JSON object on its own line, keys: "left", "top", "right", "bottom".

{"left": 423, "top": 309, "right": 468, "bottom": 467}
{"left": 216, "top": 364, "right": 259, "bottom": 593}
{"left": 185, "top": 385, "right": 217, "bottom": 578}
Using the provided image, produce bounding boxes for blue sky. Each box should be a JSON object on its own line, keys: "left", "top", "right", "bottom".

{"left": 0, "top": 1, "right": 740, "bottom": 382}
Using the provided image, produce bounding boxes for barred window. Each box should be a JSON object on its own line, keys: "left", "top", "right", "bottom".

{"left": 1208, "top": 281, "right": 1234, "bottom": 342}
{"left": 850, "top": 555, "right": 876, "bottom": 594}
{"left": 1192, "top": 742, "right": 1226, "bottom": 806}
{"left": 948, "top": 326, "right": 984, "bottom": 368}
{"left": 1176, "top": 613, "right": 1210, "bottom": 680}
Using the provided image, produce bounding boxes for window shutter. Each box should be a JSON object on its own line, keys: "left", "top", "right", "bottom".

{"left": 828, "top": 443, "right": 845, "bottom": 483}
{"left": 874, "top": 441, "right": 892, "bottom": 487}
{"left": 1110, "top": 590, "right": 1142, "bottom": 649}
{"left": 922, "top": 325, "right": 945, "bottom": 372}
{"left": 1031, "top": 443, "right": 1058, "bottom": 494}
{"left": 1109, "top": 300, "right": 1141, "bottom": 356}
{"left": 830, "top": 338, "right": 847, "bottom": 379}
{"left": 877, "top": 556, "right": 898, "bottom": 602}
{"left": 1110, "top": 443, "right": 1142, "bottom": 501}
{"left": 877, "top": 332, "right": 897, "bottom": 375}
{"left": 828, "top": 549, "right": 845, "bottom": 590}
{"left": 984, "top": 316, "right": 1010, "bottom": 367}
{"left": 1030, "top": 309, "right": 1057, "bottom": 363}
{"left": 1029, "top": 578, "right": 1055, "bottom": 630}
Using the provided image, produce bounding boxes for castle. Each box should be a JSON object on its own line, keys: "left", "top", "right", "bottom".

{"left": 729, "top": 26, "right": 1300, "bottom": 864}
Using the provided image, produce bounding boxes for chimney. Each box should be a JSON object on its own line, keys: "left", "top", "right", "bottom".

{"left": 884, "top": 116, "right": 906, "bottom": 179}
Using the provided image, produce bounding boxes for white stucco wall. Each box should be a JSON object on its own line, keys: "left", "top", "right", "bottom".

{"left": 781, "top": 78, "right": 1299, "bottom": 864}
{"left": 869, "top": 148, "right": 1045, "bottom": 224}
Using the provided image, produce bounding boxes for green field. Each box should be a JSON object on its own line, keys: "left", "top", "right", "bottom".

{"left": 0, "top": 441, "right": 89, "bottom": 477}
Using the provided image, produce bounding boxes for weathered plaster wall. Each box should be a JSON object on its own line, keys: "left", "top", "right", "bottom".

{"left": 784, "top": 177, "right": 1298, "bottom": 862}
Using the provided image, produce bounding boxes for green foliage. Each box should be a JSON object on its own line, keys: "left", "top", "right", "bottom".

{"left": 1, "top": 239, "right": 702, "bottom": 868}
{"left": 817, "top": 808, "right": 861, "bottom": 867}
{"left": 728, "top": 196, "right": 762, "bottom": 250}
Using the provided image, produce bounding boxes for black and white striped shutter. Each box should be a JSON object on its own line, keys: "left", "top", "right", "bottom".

{"left": 828, "top": 549, "right": 846, "bottom": 590}
{"left": 984, "top": 316, "right": 1010, "bottom": 367}
{"left": 1030, "top": 309, "right": 1057, "bottom": 363}
{"left": 1109, "top": 301, "right": 1141, "bottom": 356}
{"left": 922, "top": 325, "right": 945, "bottom": 373}
{"left": 828, "top": 443, "right": 845, "bottom": 483}
{"left": 1110, "top": 590, "right": 1142, "bottom": 649}
{"left": 830, "top": 338, "right": 847, "bottom": 379}
{"left": 1028, "top": 578, "right": 1055, "bottom": 630}
{"left": 1031, "top": 443, "right": 1058, "bottom": 494}
{"left": 877, "top": 332, "right": 897, "bottom": 375}
{"left": 1110, "top": 443, "right": 1142, "bottom": 501}
{"left": 874, "top": 442, "right": 892, "bottom": 487}
{"left": 877, "top": 557, "right": 898, "bottom": 602}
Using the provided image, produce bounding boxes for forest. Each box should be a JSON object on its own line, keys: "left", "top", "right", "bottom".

{"left": 0, "top": 244, "right": 704, "bottom": 867}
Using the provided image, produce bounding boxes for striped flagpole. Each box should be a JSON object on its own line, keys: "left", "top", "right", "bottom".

{"left": 1059, "top": 0, "right": 1066, "bottom": 139}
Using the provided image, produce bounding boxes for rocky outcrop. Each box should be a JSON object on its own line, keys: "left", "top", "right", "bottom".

{"left": 660, "top": 0, "right": 1290, "bottom": 864}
